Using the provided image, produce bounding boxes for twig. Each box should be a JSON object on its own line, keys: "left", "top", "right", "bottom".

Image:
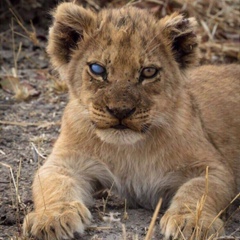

{"left": 102, "top": 181, "right": 115, "bottom": 214}
{"left": 122, "top": 224, "right": 127, "bottom": 240}
{"left": 123, "top": 199, "right": 129, "bottom": 220}
{"left": 0, "top": 150, "right": 6, "bottom": 155}
{"left": 0, "top": 120, "right": 60, "bottom": 128}
{"left": 87, "top": 226, "right": 113, "bottom": 231}
{"left": 0, "top": 162, "right": 21, "bottom": 204}
{"left": 31, "top": 142, "right": 47, "bottom": 160}
{"left": 145, "top": 198, "right": 162, "bottom": 240}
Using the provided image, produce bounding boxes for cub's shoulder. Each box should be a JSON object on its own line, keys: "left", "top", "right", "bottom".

{"left": 188, "top": 64, "right": 240, "bottom": 82}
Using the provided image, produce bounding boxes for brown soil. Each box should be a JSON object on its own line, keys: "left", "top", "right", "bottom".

{"left": 0, "top": 9, "right": 239, "bottom": 240}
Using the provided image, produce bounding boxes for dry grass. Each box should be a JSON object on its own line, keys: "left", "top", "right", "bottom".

{"left": 85, "top": 168, "right": 239, "bottom": 240}
{"left": 0, "top": 161, "right": 26, "bottom": 240}
{"left": 177, "top": 0, "right": 240, "bottom": 62}
{"left": 47, "top": 72, "right": 68, "bottom": 94}
{"left": 0, "top": 6, "right": 68, "bottom": 102}
{"left": 9, "top": 8, "right": 39, "bottom": 46}
{"left": 147, "top": 0, "right": 239, "bottom": 62}
{"left": 1, "top": 19, "right": 32, "bottom": 101}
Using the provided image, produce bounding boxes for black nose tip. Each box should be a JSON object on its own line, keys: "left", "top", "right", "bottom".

{"left": 106, "top": 106, "right": 136, "bottom": 120}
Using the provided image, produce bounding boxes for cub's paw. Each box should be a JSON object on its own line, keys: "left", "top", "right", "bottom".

{"left": 23, "top": 201, "right": 92, "bottom": 240}
{"left": 160, "top": 210, "right": 224, "bottom": 240}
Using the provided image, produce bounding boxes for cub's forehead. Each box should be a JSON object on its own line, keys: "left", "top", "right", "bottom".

{"left": 87, "top": 7, "right": 160, "bottom": 64}
{"left": 96, "top": 8, "right": 157, "bottom": 43}
{"left": 97, "top": 7, "right": 157, "bottom": 30}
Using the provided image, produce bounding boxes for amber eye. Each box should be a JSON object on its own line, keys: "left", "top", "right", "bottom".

{"left": 140, "top": 67, "right": 158, "bottom": 79}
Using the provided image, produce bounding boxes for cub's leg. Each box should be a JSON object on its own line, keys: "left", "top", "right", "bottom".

{"left": 23, "top": 154, "right": 114, "bottom": 239}
{"left": 160, "top": 163, "right": 235, "bottom": 239}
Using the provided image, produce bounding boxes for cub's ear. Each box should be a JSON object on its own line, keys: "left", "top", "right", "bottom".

{"left": 47, "top": 2, "right": 96, "bottom": 77}
{"left": 159, "top": 13, "right": 199, "bottom": 69}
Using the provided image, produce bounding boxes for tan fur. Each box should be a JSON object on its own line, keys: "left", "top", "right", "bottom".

{"left": 23, "top": 3, "right": 240, "bottom": 240}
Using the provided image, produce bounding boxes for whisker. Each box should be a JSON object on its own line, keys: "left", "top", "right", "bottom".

{"left": 147, "top": 42, "right": 163, "bottom": 55}
{"left": 143, "top": 31, "right": 162, "bottom": 55}
{"left": 85, "top": 32, "right": 104, "bottom": 52}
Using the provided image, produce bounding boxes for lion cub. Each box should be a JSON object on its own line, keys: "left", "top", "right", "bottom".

{"left": 23, "top": 2, "right": 240, "bottom": 240}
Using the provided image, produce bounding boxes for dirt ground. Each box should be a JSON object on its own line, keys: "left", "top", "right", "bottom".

{"left": 0, "top": 8, "right": 240, "bottom": 240}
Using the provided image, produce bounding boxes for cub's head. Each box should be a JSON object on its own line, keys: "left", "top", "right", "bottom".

{"left": 48, "top": 2, "right": 198, "bottom": 145}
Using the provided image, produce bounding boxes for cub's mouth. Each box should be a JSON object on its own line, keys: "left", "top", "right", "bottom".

{"left": 91, "top": 112, "right": 150, "bottom": 144}
{"left": 111, "top": 123, "right": 129, "bottom": 130}
{"left": 90, "top": 104, "right": 151, "bottom": 144}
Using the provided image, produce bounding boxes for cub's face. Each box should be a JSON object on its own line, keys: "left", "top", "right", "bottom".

{"left": 71, "top": 16, "right": 171, "bottom": 145}
{"left": 48, "top": 3, "right": 198, "bottom": 144}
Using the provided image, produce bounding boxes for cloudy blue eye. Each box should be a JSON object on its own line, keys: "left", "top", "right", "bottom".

{"left": 89, "top": 63, "right": 106, "bottom": 75}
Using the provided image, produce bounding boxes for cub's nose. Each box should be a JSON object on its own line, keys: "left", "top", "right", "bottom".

{"left": 106, "top": 106, "right": 136, "bottom": 120}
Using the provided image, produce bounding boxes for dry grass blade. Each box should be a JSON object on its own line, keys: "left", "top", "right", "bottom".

{"left": 172, "top": 0, "right": 240, "bottom": 62}
{"left": 0, "top": 120, "right": 60, "bottom": 128}
{"left": 31, "top": 142, "right": 47, "bottom": 161}
{"left": 122, "top": 224, "right": 127, "bottom": 240}
{"left": 123, "top": 199, "right": 129, "bottom": 220}
{"left": 0, "top": 160, "right": 26, "bottom": 238}
{"left": 0, "top": 162, "right": 21, "bottom": 204}
{"left": 48, "top": 73, "right": 68, "bottom": 94}
{"left": 87, "top": 226, "right": 113, "bottom": 231}
{"left": 145, "top": 198, "right": 162, "bottom": 240}
{"left": 102, "top": 181, "right": 115, "bottom": 214}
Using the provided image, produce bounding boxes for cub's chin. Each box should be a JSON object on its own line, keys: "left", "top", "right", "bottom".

{"left": 95, "top": 128, "right": 144, "bottom": 145}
